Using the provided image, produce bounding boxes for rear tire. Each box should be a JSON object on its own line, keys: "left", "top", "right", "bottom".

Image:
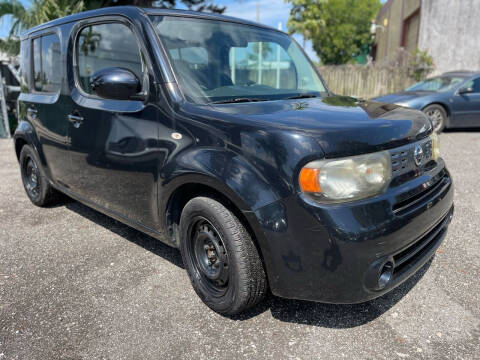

{"left": 179, "top": 196, "right": 267, "bottom": 315}
{"left": 19, "top": 145, "right": 62, "bottom": 207}
{"left": 423, "top": 104, "right": 447, "bottom": 133}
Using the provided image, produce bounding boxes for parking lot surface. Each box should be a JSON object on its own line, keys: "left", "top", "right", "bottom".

{"left": 1, "top": 132, "right": 479, "bottom": 359}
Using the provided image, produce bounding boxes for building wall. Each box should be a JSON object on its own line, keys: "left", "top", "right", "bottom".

{"left": 418, "top": 0, "right": 480, "bottom": 75}
{"left": 404, "top": 11, "right": 420, "bottom": 53}
{"left": 374, "top": 0, "right": 421, "bottom": 63}
{"left": 403, "top": 0, "right": 420, "bottom": 18}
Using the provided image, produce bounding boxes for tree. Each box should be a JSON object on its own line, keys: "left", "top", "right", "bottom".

{"left": 0, "top": 0, "right": 86, "bottom": 55}
{"left": 0, "top": 37, "right": 20, "bottom": 57}
{"left": 0, "top": 0, "right": 86, "bottom": 36}
{"left": 286, "top": 0, "right": 381, "bottom": 65}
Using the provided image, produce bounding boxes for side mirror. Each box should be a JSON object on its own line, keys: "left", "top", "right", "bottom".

{"left": 89, "top": 67, "right": 142, "bottom": 101}
{"left": 458, "top": 87, "right": 474, "bottom": 95}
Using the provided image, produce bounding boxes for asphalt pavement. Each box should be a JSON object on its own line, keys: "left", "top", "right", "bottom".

{"left": 0, "top": 131, "right": 479, "bottom": 359}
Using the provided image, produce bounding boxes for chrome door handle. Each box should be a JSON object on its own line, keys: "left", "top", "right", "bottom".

{"left": 67, "top": 114, "right": 84, "bottom": 128}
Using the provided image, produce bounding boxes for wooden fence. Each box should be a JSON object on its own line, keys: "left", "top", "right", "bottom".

{"left": 317, "top": 65, "right": 416, "bottom": 100}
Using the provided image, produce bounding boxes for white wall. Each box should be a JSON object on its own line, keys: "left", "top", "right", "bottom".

{"left": 419, "top": 0, "right": 480, "bottom": 75}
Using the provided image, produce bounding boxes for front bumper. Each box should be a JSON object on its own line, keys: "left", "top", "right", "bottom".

{"left": 253, "top": 162, "right": 454, "bottom": 303}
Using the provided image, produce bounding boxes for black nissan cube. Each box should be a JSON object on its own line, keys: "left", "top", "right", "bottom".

{"left": 14, "top": 6, "right": 454, "bottom": 315}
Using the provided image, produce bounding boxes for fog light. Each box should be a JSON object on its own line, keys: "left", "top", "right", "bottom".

{"left": 378, "top": 261, "right": 394, "bottom": 289}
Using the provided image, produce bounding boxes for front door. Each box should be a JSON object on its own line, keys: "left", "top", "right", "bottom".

{"left": 65, "top": 19, "right": 164, "bottom": 229}
{"left": 452, "top": 77, "right": 480, "bottom": 127}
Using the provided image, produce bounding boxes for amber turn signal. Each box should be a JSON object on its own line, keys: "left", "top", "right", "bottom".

{"left": 299, "top": 167, "right": 321, "bottom": 193}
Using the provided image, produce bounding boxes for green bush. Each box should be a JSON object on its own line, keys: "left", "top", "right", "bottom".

{"left": 409, "top": 49, "right": 434, "bottom": 82}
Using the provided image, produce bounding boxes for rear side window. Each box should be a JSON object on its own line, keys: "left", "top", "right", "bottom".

{"left": 32, "top": 33, "right": 61, "bottom": 93}
{"left": 76, "top": 23, "right": 145, "bottom": 95}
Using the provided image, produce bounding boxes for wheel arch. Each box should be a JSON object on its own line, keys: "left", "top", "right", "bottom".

{"left": 14, "top": 136, "right": 28, "bottom": 161}
{"left": 422, "top": 102, "right": 451, "bottom": 127}
{"left": 160, "top": 144, "right": 285, "bottom": 243}
{"left": 163, "top": 175, "right": 266, "bottom": 244}
{"left": 13, "top": 120, "right": 46, "bottom": 166}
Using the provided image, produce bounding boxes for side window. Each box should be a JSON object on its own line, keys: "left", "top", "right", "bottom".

{"left": 76, "top": 23, "right": 145, "bottom": 95}
{"left": 32, "top": 33, "right": 61, "bottom": 93}
{"left": 472, "top": 78, "right": 480, "bottom": 93}
{"left": 463, "top": 78, "right": 480, "bottom": 93}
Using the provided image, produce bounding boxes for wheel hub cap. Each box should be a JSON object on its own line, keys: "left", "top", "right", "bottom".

{"left": 426, "top": 109, "right": 443, "bottom": 131}
{"left": 192, "top": 220, "right": 229, "bottom": 287}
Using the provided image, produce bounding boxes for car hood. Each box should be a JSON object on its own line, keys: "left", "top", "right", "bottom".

{"left": 190, "top": 95, "right": 432, "bottom": 158}
{"left": 373, "top": 91, "right": 436, "bottom": 104}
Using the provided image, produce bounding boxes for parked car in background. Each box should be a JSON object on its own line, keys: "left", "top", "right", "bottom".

{"left": 373, "top": 71, "right": 480, "bottom": 132}
{"left": 14, "top": 7, "right": 454, "bottom": 315}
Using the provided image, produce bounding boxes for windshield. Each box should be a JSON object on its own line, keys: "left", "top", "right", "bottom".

{"left": 405, "top": 76, "right": 466, "bottom": 92}
{"left": 151, "top": 16, "right": 326, "bottom": 104}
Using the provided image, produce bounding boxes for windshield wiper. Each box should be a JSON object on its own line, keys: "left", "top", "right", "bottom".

{"left": 286, "top": 93, "right": 318, "bottom": 100}
{"left": 211, "top": 97, "right": 268, "bottom": 104}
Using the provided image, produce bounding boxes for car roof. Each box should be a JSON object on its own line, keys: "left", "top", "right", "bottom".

{"left": 143, "top": 8, "right": 277, "bottom": 30}
{"left": 441, "top": 70, "right": 480, "bottom": 78}
{"left": 21, "top": 6, "right": 280, "bottom": 39}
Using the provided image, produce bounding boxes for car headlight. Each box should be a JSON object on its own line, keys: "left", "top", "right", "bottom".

{"left": 299, "top": 151, "right": 392, "bottom": 203}
{"left": 430, "top": 132, "right": 440, "bottom": 160}
{"left": 394, "top": 102, "right": 410, "bottom": 107}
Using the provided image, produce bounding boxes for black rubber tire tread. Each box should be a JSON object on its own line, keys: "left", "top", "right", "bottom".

{"left": 423, "top": 104, "right": 447, "bottom": 133}
{"left": 19, "top": 145, "right": 62, "bottom": 207}
{"left": 179, "top": 196, "right": 267, "bottom": 315}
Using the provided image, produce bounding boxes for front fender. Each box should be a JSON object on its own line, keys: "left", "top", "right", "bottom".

{"left": 159, "top": 115, "right": 325, "bottom": 289}
{"left": 161, "top": 147, "right": 282, "bottom": 214}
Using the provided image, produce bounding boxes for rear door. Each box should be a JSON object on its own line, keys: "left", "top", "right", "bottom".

{"left": 64, "top": 18, "right": 164, "bottom": 229}
{"left": 452, "top": 77, "right": 480, "bottom": 127}
{"left": 19, "top": 30, "right": 70, "bottom": 184}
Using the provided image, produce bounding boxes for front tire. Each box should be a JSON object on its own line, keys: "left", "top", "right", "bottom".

{"left": 19, "top": 145, "right": 62, "bottom": 207}
{"left": 179, "top": 197, "right": 267, "bottom": 315}
{"left": 423, "top": 104, "right": 447, "bottom": 133}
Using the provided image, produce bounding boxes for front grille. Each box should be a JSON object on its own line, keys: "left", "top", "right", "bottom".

{"left": 391, "top": 149, "right": 409, "bottom": 174}
{"left": 389, "top": 137, "right": 434, "bottom": 181}
{"left": 392, "top": 209, "right": 452, "bottom": 276}
{"left": 389, "top": 137, "right": 447, "bottom": 214}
